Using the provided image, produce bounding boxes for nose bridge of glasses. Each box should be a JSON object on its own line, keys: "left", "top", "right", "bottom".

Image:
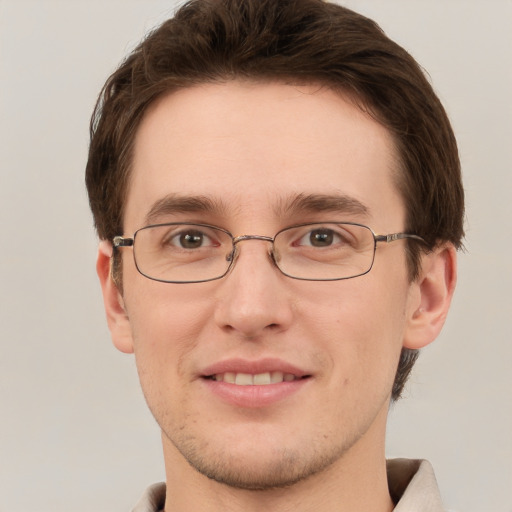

{"left": 227, "top": 234, "right": 276, "bottom": 264}
{"left": 232, "top": 234, "right": 274, "bottom": 245}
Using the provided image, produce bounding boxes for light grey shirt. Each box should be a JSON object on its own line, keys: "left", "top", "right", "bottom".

{"left": 132, "top": 459, "right": 445, "bottom": 512}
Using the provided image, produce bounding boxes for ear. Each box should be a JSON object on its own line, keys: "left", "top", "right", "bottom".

{"left": 96, "top": 241, "right": 134, "bottom": 354}
{"left": 403, "top": 243, "right": 457, "bottom": 349}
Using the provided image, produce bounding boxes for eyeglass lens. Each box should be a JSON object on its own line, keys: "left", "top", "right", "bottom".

{"left": 131, "top": 223, "right": 377, "bottom": 283}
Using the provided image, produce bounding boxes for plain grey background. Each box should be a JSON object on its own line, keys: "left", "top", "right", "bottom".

{"left": 1, "top": 1, "right": 511, "bottom": 510}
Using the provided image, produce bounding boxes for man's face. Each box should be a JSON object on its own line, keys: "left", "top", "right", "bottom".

{"left": 107, "top": 81, "right": 423, "bottom": 489}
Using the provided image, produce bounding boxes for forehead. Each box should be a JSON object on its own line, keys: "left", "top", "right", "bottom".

{"left": 125, "top": 81, "right": 403, "bottom": 231}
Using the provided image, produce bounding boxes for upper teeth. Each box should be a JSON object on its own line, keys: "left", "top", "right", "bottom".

{"left": 212, "top": 372, "right": 297, "bottom": 385}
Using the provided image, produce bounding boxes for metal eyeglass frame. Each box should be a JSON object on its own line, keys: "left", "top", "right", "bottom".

{"left": 112, "top": 221, "right": 426, "bottom": 283}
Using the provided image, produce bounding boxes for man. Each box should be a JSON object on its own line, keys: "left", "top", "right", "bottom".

{"left": 86, "top": 1, "right": 464, "bottom": 510}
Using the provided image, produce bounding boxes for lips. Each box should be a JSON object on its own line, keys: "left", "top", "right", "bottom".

{"left": 208, "top": 371, "right": 301, "bottom": 385}
{"left": 200, "top": 358, "right": 311, "bottom": 407}
{"left": 201, "top": 358, "right": 310, "bottom": 384}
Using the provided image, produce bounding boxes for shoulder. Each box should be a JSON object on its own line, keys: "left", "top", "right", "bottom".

{"left": 131, "top": 482, "right": 166, "bottom": 512}
{"left": 387, "top": 458, "right": 445, "bottom": 512}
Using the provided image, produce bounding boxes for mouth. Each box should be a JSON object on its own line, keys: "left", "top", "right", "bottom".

{"left": 204, "top": 371, "right": 309, "bottom": 385}
{"left": 200, "top": 359, "right": 312, "bottom": 407}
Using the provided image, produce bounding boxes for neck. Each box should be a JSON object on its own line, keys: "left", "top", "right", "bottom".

{"left": 161, "top": 407, "right": 394, "bottom": 512}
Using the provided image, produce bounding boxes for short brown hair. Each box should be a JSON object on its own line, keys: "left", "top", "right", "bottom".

{"left": 86, "top": 0, "right": 464, "bottom": 400}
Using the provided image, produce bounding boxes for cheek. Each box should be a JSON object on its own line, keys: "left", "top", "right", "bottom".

{"left": 297, "top": 278, "right": 408, "bottom": 383}
{"left": 125, "top": 287, "right": 215, "bottom": 426}
{"left": 299, "top": 274, "right": 408, "bottom": 337}
{"left": 124, "top": 283, "right": 215, "bottom": 380}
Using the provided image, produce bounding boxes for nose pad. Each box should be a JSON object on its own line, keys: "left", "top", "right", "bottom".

{"left": 226, "top": 247, "right": 236, "bottom": 263}
{"left": 226, "top": 236, "right": 278, "bottom": 274}
{"left": 270, "top": 246, "right": 281, "bottom": 266}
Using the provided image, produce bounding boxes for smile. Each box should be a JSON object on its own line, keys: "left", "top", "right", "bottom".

{"left": 208, "top": 371, "right": 303, "bottom": 385}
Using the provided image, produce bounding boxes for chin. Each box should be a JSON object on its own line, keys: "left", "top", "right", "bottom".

{"left": 171, "top": 431, "right": 346, "bottom": 491}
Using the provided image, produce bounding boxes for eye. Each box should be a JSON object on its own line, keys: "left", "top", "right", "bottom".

{"left": 168, "top": 229, "right": 216, "bottom": 249}
{"left": 296, "top": 228, "right": 343, "bottom": 248}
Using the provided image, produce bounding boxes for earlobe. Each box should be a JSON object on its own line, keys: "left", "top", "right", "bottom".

{"left": 96, "top": 241, "right": 134, "bottom": 354}
{"left": 403, "top": 243, "right": 457, "bottom": 350}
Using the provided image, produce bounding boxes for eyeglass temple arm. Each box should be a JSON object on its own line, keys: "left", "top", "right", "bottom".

{"left": 113, "top": 236, "right": 134, "bottom": 248}
{"left": 374, "top": 233, "right": 426, "bottom": 244}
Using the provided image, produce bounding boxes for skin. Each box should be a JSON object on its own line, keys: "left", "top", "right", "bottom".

{"left": 97, "top": 81, "right": 456, "bottom": 512}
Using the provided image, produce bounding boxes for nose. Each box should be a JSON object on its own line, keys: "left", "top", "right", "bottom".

{"left": 214, "top": 238, "right": 294, "bottom": 339}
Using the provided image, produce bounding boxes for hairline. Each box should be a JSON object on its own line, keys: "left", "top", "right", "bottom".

{"left": 116, "top": 76, "right": 410, "bottom": 234}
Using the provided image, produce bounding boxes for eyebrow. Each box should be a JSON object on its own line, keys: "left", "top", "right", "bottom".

{"left": 144, "top": 194, "right": 230, "bottom": 225}
{"left": 276, "top": 193, "right": 370, "bottom": 218}
{"left": 143, "top": 191, "right": 369, "bottom": 226}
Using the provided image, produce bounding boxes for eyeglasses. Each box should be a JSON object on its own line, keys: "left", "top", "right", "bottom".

{"left": 113, "top": 222, "right": 425, "bottom": 283}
